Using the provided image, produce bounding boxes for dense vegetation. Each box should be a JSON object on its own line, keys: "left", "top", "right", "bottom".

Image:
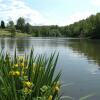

{"left": 0, "top": 12, "right": 100, "bottom": 38}
{"left": 0, "top": 49, "right": 61, "bottom": 100}
{"left": 63, "top": 13, "right": 100, "bottom": 39}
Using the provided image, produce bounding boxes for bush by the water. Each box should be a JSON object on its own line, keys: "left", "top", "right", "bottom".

{"left": 0, "top": 49, "right": 61, "bottom": 100}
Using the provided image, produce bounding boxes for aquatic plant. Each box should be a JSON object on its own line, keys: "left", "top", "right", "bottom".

{"left": 0, "top": 49, "right": 61, "bottom": 100}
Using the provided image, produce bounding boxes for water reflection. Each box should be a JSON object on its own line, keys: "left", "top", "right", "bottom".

{"left": 16, "top": 38, "right": 30, "bottom": 54}
{"left": 0, "top": 38, "right": 5, "bottom": 50}
{"left": 68, "top": 39, "right": 100, "bottom": 67}
{"left": 0, "top": 37, "right": 31, "bottom": 54}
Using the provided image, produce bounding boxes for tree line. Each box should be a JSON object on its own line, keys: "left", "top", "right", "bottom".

{"left": 63, "top": 12, "right": 100, "bottom": 39}
{"left": 0, "top": 12, "right": 100, "bottom": 38}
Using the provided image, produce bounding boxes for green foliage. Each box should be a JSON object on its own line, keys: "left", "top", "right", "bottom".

{"left": 48, "top": 29, "right": 61, "bottom": 37}
{"left": 63, "top": 13, "right": 100, "bottom": 38}
{"left": 16, "top": 17, "right": 25, "bottom": 32}
{"left": 10, "top": 27, "right": 16, "bottom": 37}
{"left": 0, "top": 49, "right": 61, "bottom": 100}
{"left": 24, "top": 23, "right": 32, "bottom": 34}
{"left": 31, "top": 26, "right": 61, "bottom": 37}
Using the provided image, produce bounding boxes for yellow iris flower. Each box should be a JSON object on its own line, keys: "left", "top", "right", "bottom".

{"left": 48, "top": 95, "right": 52, "bottom": 100}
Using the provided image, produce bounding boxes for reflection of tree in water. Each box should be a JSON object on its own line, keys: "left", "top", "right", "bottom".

{"left": 16, "top": 38, "right": 30, "bottom": 53}
{"left": 30, "top": 37, "right": 68, "bottom": 48}
{"left": 6, "top": 38, "right": 16, "bottom": 50}
{"left": 0, "top": 38, "right": 17, "bottom": 53}
{"left": 68, "top": 39, "right": 100, "bottom": 67}
{"left": 0, "top": 38, "right": 30, "bottom": 55}
{"left": 0, "top": 38, "right": 5, "bottom": 50}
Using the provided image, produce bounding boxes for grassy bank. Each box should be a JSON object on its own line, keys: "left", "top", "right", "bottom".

{"left": 0, "top": 29, "right": 31, "bottom": 37}
{"left": 0, "top": 49, "right": 61, "bottom": 100}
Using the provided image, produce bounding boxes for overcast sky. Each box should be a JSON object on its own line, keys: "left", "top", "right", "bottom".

{"left": 0, "top": 0, "right": 100, "bottom": 26}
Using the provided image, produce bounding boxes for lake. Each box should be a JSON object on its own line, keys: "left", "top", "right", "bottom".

{"left": 0, "top": 37, "right": 100, "bottom": 100}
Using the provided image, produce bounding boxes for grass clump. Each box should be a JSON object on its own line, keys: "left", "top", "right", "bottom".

{"left": 0, "top": 49, "right": 61, "bottom": 100}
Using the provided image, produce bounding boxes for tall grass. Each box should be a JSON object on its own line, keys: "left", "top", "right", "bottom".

{"left": 0, "top": 49, "right": 61, "bottom": 100}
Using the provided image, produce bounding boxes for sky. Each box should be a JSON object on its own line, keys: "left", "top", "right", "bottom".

{"left": 0, "top": 0, "right": 100, "bottom": 26}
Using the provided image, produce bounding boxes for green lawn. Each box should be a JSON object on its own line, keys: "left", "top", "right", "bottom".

{"left": 0, "top": 29, "right": 31, "bottom": 37}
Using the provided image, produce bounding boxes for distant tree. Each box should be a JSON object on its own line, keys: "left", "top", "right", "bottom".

{"left": 24, "top": 23, "right": 32, "bottom": 34}
{"left": 1, "top": 20, "right": 5, "bottom": 28}
{"left": 8, "top": 20, "right": 14, "bottom": 28}
{"left": 49, "top": 29, "right": 61, "bottom": 37}
{"left": 7, "top": 20, "right": 16, "bottom": 37}
{"left": 16, "top": 17, "right": 25, "bottom": 32}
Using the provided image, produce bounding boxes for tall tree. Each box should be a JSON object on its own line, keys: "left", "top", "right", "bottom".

{"left": 16, "top": 17, "right": 25, "bottom": 32}
{"left": 1, "top": 20, "right": 5, "bottom": 28}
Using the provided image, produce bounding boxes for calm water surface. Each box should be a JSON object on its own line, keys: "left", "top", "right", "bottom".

{"left": 0, "top": 37, "right": 100, "bottom": 100}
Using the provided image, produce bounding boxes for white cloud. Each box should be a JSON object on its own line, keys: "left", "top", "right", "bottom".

{"left": 0, "top": 0, "right": 3, "bottom": 2}
{"left": 0, "top": 0, "right": 96, "bottom": 26}
{"left": 66, "top": 11, "right": 92, "bottom": 24}
{"left": 54, "top": 11, "right": 92, "bottom": 26}
{"left": 0, "top": 0, "right": 48, "bottom": 25}
{"left": 91, "top": 0, "right": 100, "bottom": 7}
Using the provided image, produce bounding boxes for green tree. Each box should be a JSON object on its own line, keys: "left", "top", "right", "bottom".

{"left": 7, "top": 20, "right": 16, "bottom": 37}
{"left": 24, "top": 23, "right": 32, "bottom": 34}
{"left": 1, "top": 20, "right": 5, "bottom": 28}
{"left": 16, "top": 17, "right": 25, "bottom": 32}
